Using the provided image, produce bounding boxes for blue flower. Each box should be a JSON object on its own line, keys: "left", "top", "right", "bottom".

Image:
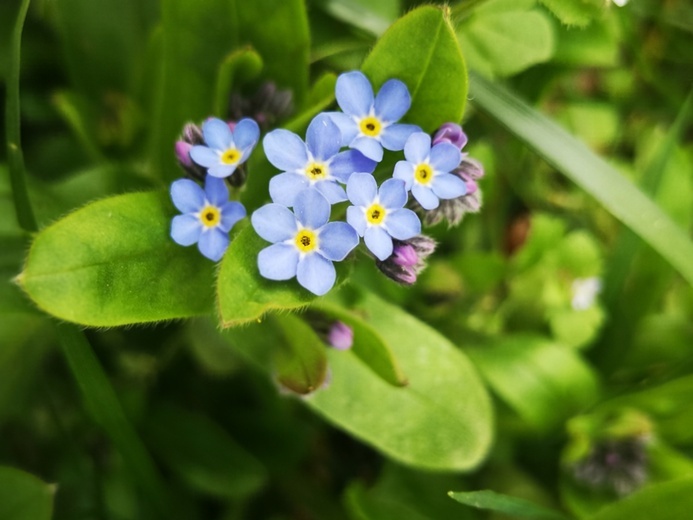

{"left": 170, "top": 176, "right": 246, "bottom": 261}
{"left": 326, "top": 71, "right": 421, "bottom": 162}
{"left": 252, "top": 189, "right": 359, "bottom": 295}
{"left": 190, "top": 118, "right": 260, "bottom": 178}
{"left": 393, "top": 132, "right": 467, "bottom": 210}
{"left": 346, "top": 173, "right": 421, "bottom": 261}
{"left": 264, "top": 114, "right": 376, "bottom": 207}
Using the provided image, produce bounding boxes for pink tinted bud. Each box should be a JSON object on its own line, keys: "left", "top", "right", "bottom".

{"left": 175, "top": 141, "right": 193, "bottom": 167}
{"left": 327, "top": 321, "right": 353, "bottom": 350}
{"left": 432, "top": 123, "right": 468, "bottom": 150}
{"left": 465, "top": 179, "right": 478, "bottom": 194}
{"left": 399, "top": 266, "right": 418, "bottom": 285}
{"left": 392, "top": 244, "right": 418, "bottom": 267}
{"left": 227, "top": 121, "right": 237, "bottom": 132}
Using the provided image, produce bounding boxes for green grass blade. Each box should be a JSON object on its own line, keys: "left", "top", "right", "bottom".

{"left": 469, "top": 72, "right": 693, "bottom": 287}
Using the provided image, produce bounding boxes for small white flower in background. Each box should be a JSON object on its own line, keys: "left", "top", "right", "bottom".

{"left": 611, "top": 0, "right": 629, "bottom": 6}
{"left": 571, "top": 277, "right": 603, "bottom": 311}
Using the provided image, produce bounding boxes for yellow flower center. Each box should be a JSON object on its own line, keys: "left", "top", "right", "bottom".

{"left": 366, "top": 203, "right": 386, "bottom": 225}
{"left": 414, "top": 163, "right": 433, "bottom": 185}
{"left": 221, "top": 148, "right": 241, "bottom": 165}
{"left": 199, "top": 206, "right": 221, "bottom": 228}
{"left": 305, "top": 162, "right": 328, "bottom": 180}
{"left": 359, "top": 116, "right": 382, "bottom": 137}
{"left": 295, "top": 229, "right": 318, "bottom": 253}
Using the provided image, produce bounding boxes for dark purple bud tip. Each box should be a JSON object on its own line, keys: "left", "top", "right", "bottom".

{"left": 392, "top": 244, "right": 418, "bottom": 267}
{"left": 327, "top": 321, "right": 353, "bottom": 350}
{"left": 175, "top": 141, "right": 193, "bottom": 167}
{"left": 432, "top": 122, "right": 468, "bottom": 150}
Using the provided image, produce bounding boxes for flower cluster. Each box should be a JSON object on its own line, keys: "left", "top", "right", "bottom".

{"left": 169, "top": 71, "right": 484, "bottom": 294}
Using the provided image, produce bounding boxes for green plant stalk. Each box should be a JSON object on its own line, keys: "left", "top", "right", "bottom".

{"left": 6, "top": 0, "right": 37, "bottom": 233}
{"left": 7, "top": 2, "right": 172, "bottom": 516}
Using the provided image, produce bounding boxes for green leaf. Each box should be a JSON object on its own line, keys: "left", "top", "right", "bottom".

{"left": 144, "top": 404, "right": 267, "bottom": 500}
{"left": 313, "top": 0, "right": 399, "bottom": 37}
{"left": 273, "top": 313, "right": 329, "bottom": 395}
{"left": 0, "top": 466, "right": 54, "bottom": 520}
{"left": 361, "top": 6, "right": 468, "bottom": 131}
{"left": 313, "top": 298, "right": 407, "bottom": 387}
{"left": 539, "top": 0, "right": 604, "bottom": 28}
{"left": 467, "top": 336, "right": 600, "bottom": 432}
{"left": 449, "top": 490, "right": 569, "bottom": 519}
{"left": 469, "top": 72, "right": 693, "bottom": 288}
{"left": 213, "top": 48, "right": 263, "bottom": 117}
{"left": 19, "top": 191, "right": 215, "bottom": 326}
{"left": 217, "top": 222, "right": 349, "bottom": 327}
{"left": 588, "top": 477, "right": 693, "bottom": 520}
{"left": 457, "top": 1, "right": 555, "bottom": 77}
{"left": 305, "top": 289, "right": 493, "bottom": 471}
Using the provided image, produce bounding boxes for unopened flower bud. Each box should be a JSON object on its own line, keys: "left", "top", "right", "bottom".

{"left": 376, "top": 236, "right": 436, "bottom": 285}
{"left": 175, "top": 123, "right": 206, "bottom": 181}
{"left": 228, "top": 82, "right": 294, "bottom": 131}
{"left": 182, "top": 122, "right": 204, "bottom": 145}
{"left": 175, "top": 141, "right": 193, "bottom": 168}
{"left": 327, "top": 321, "right": 353, "bottom": 351}
{"left": 432, "top": 122, "right": 468, "bottom": 150}
{"left": 392, "top": 244, "right": 418, "bottom": 267}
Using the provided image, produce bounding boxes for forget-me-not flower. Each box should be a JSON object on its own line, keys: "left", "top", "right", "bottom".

{"left": 264, "top": 114, "right": 376, "bottom": 207}
{"left": 190, "top": 117, "right": 260, "bottom": 178}
{"left": 170, "top": 176, "right": 246, "bottom": 261}
{"left": 326, "top": 71, "right": 421, "bottom": 162}
{"left": 252, "top": 189, "right": 359, "bottom": 295}
{"left": 346, "top": 173, "right": 421, "bottom": 261}
{"left": 393, "top": 132, "right": 466, "bottom": 210}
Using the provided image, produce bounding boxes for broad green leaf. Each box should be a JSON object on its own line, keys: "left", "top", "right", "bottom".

{"left": 467, "top": 336, "right": 600, "bottom": 432}
{"left": 469, "top": 72, "right": 693, "bottom": 288}
{"left": 213, "top": 48, "right": 264, "bottom": 117}
{"left": 361, "top": 6, "right": 468, "bottom": 131}
{"left": 273, "top": 313, "right": 329, "bottom": 394}
{"left": 313, "top": 0, "right": 399, "bottom": 37}
{"left": 144, "top": 404, "right": 267, "bottom": 500}
{"left": 314, "top": 299, "right": 407, "bottom": 386}
{"left": 539, "top": 0, "right": 604, "bottom": 27}
{"left": 449, "top": 490, "right": 569, "bottom": 520}
{"left": 552, "top": 15, "right": 619, "bottom": 66}
{"left": 0, "top": 466, "right": 54, "bottom": 520}
{"left": 457, "top": 1, "right": 555, "bottom": 77}
{"left": 19, "top": 191, "right": 215, "bottom": 326}
{"left": 305, "top": 289, "right": 493, "bottom": 471}
{"left": 217, "top": 222, "right": 350, "bottom": 327}
{"left": 589, "top": 477, "right": 693, "bottom": 520}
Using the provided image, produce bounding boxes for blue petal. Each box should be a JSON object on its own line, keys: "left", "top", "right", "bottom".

{"left": 364, "top": 226, "right": 393, "bottom": 261}
{"left": 318, "top": 222, "right": 359, "bottom": 261}
{"left": 204, "top": 176, "right": 228, "bottom": 206}
{"left": 171, "top": 214, "right": 202, "bottom": 246}
{"left": 430, "top": 142, "right": 462, "bottom": 172}
{"left": 326, "top": 111, "right": 359, "bottom": 146}
{"left": 220, "top": 201, "right": 246, "bottom": 232}
{"left": 297, "top": 253, "right": 336, "bottom": 296}
{"left": 233, "top": 118, "right": 260, "bottom": 151}
{"left": 258, "top": 243, "right": 299, "bottom": 280}
{"left": 171, "top": 179, "right": 204, "bottom": 213}
{"left": 263, "top": 130, "right": 309, "bottom": 172}
{"left": 294, "top": 188, "right": 330, "bottom": 229}
{"left": 198, "top": 228, "right": 229, "bottom": 261}
{"left": 392, "top": 161, "right": 415, "bottom": 190}
{"left": 330, "top": 150, "right": 376, "bottom": 182}
{"left": 374, "top": 79, "right": 411, "bottom": 122}
{"left": 346, "top": 206, "right": 367, "bottom": 236}
{"left": 251, "top": 203, "right": 297, "bottom": 243}
{"left": 269, "top": 172, "right": 309, "bottom": 207}
{"left": 306, "top": 114, "right": 341, "bottom": 161}
{"left": 384, "top": 208, "right": 421, "bottom": 240}
{"left": 412, "top": 184, "right": 439, "bottom": 210}
{"left": 208, "top": 164, "right": 237, "bottom": 178}
{"left": 378, "top": 178, "right": 407, "bottom": 209}
{"left": 190, "top": 146, "right": 219, "bottom": 168}
{"left": 351, "top": 136, "right": 383, "bottom": 162}
{"left": 346, "top": 172, "right": 377, "bottom": 206}
{"left": 403, "top": 132, "right": 431, "bottom": 163}
{"left": 315, "top": 180, "right": 347, "bottom": 204}
{"left": 431, "top": 172, "right": 467, "bottom": 199}
{"left": 381, "top": 124, "right": 421, "bottom": 151}
{"left": 335, "top": 71, "right": 374, "bottom": 118}
{"left": 202, "top": 118, "right": 234, "bottom": 151}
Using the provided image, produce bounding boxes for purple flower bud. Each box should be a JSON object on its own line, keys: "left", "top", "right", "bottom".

{"left": 432, "top": 122, "right": 468, "bottom": 150}
{"left": 181, "top": 123, "right": 203, "bottom": 145}
{"left": 392, "top": 244, "right": 418, "bottom": 267}
{"left": 227, "top": 121, "right": 237, "bottom": 132}
{"left": 327, "top": 321, "right": 353, "bottom": 350}
{"left": 376, "top": 236, "right": 436, "bottom": 285}
{"left": 175, "top": 141, "right": 193, "bottom": 167}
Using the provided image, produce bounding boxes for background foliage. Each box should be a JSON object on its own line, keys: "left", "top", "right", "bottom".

{"left": 1, "top": 0, "right": 693, "bottom": 518}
